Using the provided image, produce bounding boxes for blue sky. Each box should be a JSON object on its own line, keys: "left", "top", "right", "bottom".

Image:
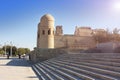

{"left": 0, "top": 0, "right": 120, "bottom": 50}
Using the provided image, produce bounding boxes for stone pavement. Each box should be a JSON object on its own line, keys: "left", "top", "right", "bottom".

{"left": 0, "top": 57, "right": 39, "bottom": 80}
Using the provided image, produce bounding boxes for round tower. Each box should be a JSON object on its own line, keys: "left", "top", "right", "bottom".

{"left": 37, "top": 14, "right": 55, "bottom": 48}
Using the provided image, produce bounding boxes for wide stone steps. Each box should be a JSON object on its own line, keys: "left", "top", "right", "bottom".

{"left": 57, "top": 56, "right": 120, "bottom": 63}
{"left": 50, "top": 60, "right": 120, "bottom": 79}
{"left": 37, "top": 63, "right": 66, "bottom": 80}
{"left": 56, "top": 56, "right": 120, "bottom": 67}
{"left": 33, "top": 62, "right": 94, "bottom": 80}
{"left": 39, "top": 63, "right": 72, "bottom": 80}
{"left": 32, "top": 65, "right": 48, "bottom": 80}
{"left": 75, "top": 59, "right": 120, "bottom": 67}
{"left": 55, "top": 59, "right": 120, "bottom": 72}
{"left": 42, "top": 62, "right": 94, "bottom": 80}
{"left": 32, "top": 53, "right": 120, "bottom": 80}
{"left": 46, "top": 60, "right": 118, "bottom": 80}
{"left": 57, "top": 53, "right": 120, "bottom": 60}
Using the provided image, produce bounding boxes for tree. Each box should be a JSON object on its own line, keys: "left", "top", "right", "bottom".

{"left": 17, "top": 48, "right": 25, "bottom": 55}
{"left": 1, "top": 45, "right": 30, "bottom": 56}
{"left": 12, "top": 46, "right": 17, "bottom": 56}
{"left": 93, "top": 28, "right": 120, "bottom": 44}
{"left": 93, "top": 29, "right": 111, "bottom": 43}
{"left": 112, "top": 28, "right": 120, "bottom": 41}
{"left": 2, "top": 45, "right": 17, "bottom": 56}
{"left": 113, "top": 28, "right": 120, "bottom": 35}
{"left": 17, "top": 48, "right": 30, "bottom": 55}
{"left": 0, "top": 48, "right": 4, "bottom": 55}
{"left": 2, "top": 45, "right": 11, "bottom": 55}
{"left": 24, "top": 48, "right": 30, "bottom": 54}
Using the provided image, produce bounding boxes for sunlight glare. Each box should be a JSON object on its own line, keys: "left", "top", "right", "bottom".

{"left": 113, "top": 1, "right": 120, "bottom": 12}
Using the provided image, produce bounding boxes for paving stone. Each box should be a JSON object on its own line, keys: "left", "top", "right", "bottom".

{"left": 0, "top": 57, "right": 39, "bottom": 80}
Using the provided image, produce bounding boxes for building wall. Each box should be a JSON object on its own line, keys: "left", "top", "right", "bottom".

{"left": 54, "top": 35, "right": 96, "bottom": 50}
{"left": 97, "top": 42, "right": 120, "bottom": 53}
{"left": 74, "top": 27, "right": 93, "bottom": 37}
{"left": 55, "top": 26, "right": 63, "bottom": 36}
{"left": 29, "top": 48, "right": 67, "bottom": 63}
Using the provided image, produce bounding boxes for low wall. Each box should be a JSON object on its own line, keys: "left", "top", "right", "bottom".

{"left": 29, "top": 48, "right": 67, "bottom": 63}
{"left": 97, "top": 42, "right": 120, "bottom": 53}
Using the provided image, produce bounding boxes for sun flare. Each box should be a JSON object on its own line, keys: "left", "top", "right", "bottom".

{"left": 113, "top": 1, "right": 120, "bottom": 11}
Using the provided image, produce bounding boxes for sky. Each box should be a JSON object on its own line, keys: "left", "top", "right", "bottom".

{"left": 0, "top": 0, "right": 120, "bottom": 50}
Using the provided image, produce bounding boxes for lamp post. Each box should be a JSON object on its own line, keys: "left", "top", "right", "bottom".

{"left": 10, "top": 41, "right": 12, "bottom": 57}
{"left": 4, "top": 42, "right": 6, "bottom": 55}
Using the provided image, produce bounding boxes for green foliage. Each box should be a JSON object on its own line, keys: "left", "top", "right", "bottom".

{"left": 12, "top": 46, "right": 17, "bottom": 55}
{"left": 17, "top": 48, "right": 30, "bottom": 55}
{"left": 1, "top": 45, "right": 30, "bottom": 56}
{"left": 24, "top": 48, "right": 30, "bottom": 53}
{"left": 2, "top": 45, "right": 11, "bottom": 54}
{"left": 0, "top": 48, "right": 4, "bottom": 54}
{"left": 2, "top": 45, "right": 17, "bottom": 55}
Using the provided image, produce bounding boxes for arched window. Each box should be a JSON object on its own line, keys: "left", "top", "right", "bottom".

{"left": 48, "top": 29, "right": 51, "bottom": 35}
{"left": 42, "top": 30, "right": 45, "bottom": 35}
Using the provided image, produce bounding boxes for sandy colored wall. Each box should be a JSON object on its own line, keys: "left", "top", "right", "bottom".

{"left": 54, "top": 35, "right": 96, "bottom": 50}
{"left": 97, "top": 42, "right": 120, "bottom": 53}
{"left": 29, "top": 48, "right": 67, "bottom": 63}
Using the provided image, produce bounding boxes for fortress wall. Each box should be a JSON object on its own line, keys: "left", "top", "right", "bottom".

{"left": 29, "top": 48, "right": 67, "bottom": 63}
{"left": 78, "top": 29, "right": 92, "bottom": 37}
{"left": 54, "top": 35, "right": 96, "bottom": 50}
{"left": 54, "top": 35, "right": 66, "bottom": 48}
{"left": 33, "top": 14, "right": 98, "bottom": 63}
{"left": 97, "top": 42, "right": 120, "bottom": 53}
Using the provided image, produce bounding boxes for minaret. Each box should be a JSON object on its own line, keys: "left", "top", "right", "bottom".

{"left": 37, "top": 14, "right": 55, "bottom": 49}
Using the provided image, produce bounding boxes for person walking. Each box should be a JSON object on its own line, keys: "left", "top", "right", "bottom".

{"left": 6, "top": 53, "right": 9, "bottom": 59}
{"left": 18, "top": 53, "right": 21, "bottom": 59}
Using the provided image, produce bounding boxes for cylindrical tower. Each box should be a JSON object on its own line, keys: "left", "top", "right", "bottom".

{"left": 37, "top": 14, "right": 55, "bottom": 48}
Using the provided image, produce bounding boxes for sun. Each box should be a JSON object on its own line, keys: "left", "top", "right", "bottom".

{"left": 113, "top": 1, "right": 120, "bottom": 12}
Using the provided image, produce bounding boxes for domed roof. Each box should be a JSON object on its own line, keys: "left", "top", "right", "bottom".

{"left": 41, "top": 14, "right": 54, "bottom": 21}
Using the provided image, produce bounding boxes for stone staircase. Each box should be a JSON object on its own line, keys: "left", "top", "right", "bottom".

{"left": 32, "top": 53, "right": 120, "bottom": 80}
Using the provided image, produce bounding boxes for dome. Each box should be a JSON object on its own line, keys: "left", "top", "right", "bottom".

{"left": 41, "top": 14, "right": 54, "bottom": 21}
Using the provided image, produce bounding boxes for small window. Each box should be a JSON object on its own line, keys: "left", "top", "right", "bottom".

{"left": 42, "top": 30, "right": 45, "bottom": 35}
{"left": 48, "top": 29, "right": 51, "bottom": 35}
{"left": 38, "top": 34, "right": 40, "bottom": 38}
